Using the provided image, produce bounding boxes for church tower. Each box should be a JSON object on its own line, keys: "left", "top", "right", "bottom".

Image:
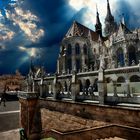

{"left": 104, "top": 0, "right": 117, "bottom": 36}
{"left": 95, "top": 5, "right": 102, "bottom": 37}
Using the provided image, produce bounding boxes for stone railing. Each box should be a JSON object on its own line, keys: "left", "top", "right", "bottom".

{"left": 25, "top": 65, "right": 140, "bottom": 105}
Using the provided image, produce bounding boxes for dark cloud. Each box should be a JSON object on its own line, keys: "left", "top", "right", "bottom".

{"left": 114, "top": 0, "right": 140, "bottom": 29}
{"left": 0, "top": 0, "right": 140, "bottom": 75}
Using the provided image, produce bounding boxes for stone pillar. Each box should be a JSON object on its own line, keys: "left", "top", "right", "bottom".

{"left": 98, "top": 54, "right": 107, "bottom": 104}
{"left": 112, "top": 74, "right": 118, "bottom": 97}
{"left": 125, "top": 79, "right": 131, "bottom": 97}
{"left": 18, "top": 92, "right": 40, "bottom": 140}
{"left": 71, "top": 71, "right": 80, "bottom": 101}
{"left": 52, "top": 75, "right": 60, "bottom": 99}
{"left": 57, "top": 58, "right": 60, "bottom": 74}
{"left": 98, "top": 69, "right": 107, "bottom": 105}
{"left": 63, "top": 55, "right": 66, "bottom": 74}
{"left": 39, "top": 78, "right": 48, "bottom": 98}
{"left": 32, "top": 80, "right": 35, "bottom": 93}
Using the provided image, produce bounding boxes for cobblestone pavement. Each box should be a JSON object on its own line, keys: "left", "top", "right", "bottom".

{"left": 0, "top": 129, "right": 20, "bottom": 140}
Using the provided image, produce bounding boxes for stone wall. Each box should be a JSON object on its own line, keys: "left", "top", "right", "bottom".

{"left": 19, "top": 96, "right": 140, "bottom": 140}
{"left": 38, "top": 99, "right": 140, "bottom": 128}
{"left": 41, "top": 108, "right": 107, "bottom": 132}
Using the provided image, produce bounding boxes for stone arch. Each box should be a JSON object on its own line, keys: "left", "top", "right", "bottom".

{"left": 67, "top": 44, "right": 72, "bottom": 55}
{"left": 117, "top": 48, "right": 124, "bottom": 67}
{"left": 75, "top": 43, "right": 80, "bottom": 55}
{"left": 128, "top": 46, "right": 136, "bottom": 66}
{"left": 117, "top": 76, "right": 125, "bottom": 83}
{"left": 130, "top": 75, "right": 140, "bottom": 82}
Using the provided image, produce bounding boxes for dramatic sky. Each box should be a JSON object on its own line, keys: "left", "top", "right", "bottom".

{"left": 0, "top": 0, "right": 140, "bottom": 75}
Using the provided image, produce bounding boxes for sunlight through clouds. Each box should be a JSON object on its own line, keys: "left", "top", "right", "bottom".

{"left": 19, "top": 46, "right": 40, "bottom": 57}
{"left": 0, "top": 23, "right": 15, "bottom": 41}
{"left": 7, "top": 7, "right": 44, "bottom": 43}
{"left": 68, "top": 0, "right": 116, "bottom": 30}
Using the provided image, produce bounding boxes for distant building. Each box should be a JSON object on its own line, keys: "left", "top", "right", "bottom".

{"left": 0, "top": 70, "right": 25, "bottom": 92}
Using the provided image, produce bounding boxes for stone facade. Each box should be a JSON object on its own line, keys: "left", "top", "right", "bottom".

{"left": 57, "top": 1, "right": 140, "bottom": 74}
{"left": 52, "top": 0, "right": 140, "bottom": 97}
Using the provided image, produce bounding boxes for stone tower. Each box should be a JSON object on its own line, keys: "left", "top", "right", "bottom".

{"left": 95, "top": 5, "right": 102, "bottom": 37}
{"left": 104, "top": 0, "right": 117, "bottom": 36}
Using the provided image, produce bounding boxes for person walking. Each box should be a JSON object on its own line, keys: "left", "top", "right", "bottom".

{"left": 0, "top": 85, "right": 7, "bottom": 107}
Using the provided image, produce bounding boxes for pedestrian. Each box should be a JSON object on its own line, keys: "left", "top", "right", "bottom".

{"left": 0, "top": 92, "right": 6, "bottom": 107}
{"left": 0, "top": 85, "right": 7, "bottom": 107}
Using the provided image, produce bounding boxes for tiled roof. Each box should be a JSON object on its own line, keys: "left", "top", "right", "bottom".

{"left": 65, "top": 21, "right": 99, "bottom": 42}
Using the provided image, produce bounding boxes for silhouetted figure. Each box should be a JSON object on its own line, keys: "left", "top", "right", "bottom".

{"left": 0, "top": 85, "right": 7, "bottom": 107}
{"left": 0, "top": 93, "right": 6, "bottom": 107}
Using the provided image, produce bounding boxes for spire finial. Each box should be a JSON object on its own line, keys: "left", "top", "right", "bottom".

{"left": 96, "top": 3, "right": 98, "bottom": 13}
{"left": 107, "top": 0, "right": 111, "bottom": 17}
{"left": 95, "top": 3, "right": 102, "bottom": 37}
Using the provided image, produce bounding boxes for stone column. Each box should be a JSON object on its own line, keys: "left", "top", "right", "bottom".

{"left": 57, "top": 58, "right": 60, "bottom": 74}
{"left": 71, "top": 71, "right": 80, "bottom": 101}
{"left": 125, "top": 79, "right": 131, "bottom": 97}
{"left": 63, "top": 55, "right": 66, "bottom": 74}
{"left": 98, "top": 55, "right": 108, "bottom": 104}
{"left": 52, "top": 75, "right": 60, "bottom": 99}
{"left": 112, "top": 74, "right": 118, "bottom": 97}
{"left": 39, "top": 78, "right": 48, "bottom": 98}
{"left": 18, "top": 92, "right": 40, "bottom": 140}
{"left": 32, "top": 80, "right": 35, "bottom": 93}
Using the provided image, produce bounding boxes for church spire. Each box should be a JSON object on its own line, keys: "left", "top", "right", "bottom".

{"left": 104, "top": 0, "right": 117, "bottom": 36}
{"left": 106, "top": 0, "right": 112, "bottom": 19}
{"left": 95, "top": 4, "right": 102, "bottom": 37}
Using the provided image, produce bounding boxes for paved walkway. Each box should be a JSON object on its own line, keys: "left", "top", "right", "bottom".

{"left": 0, "top": 129, "right": 20, "bottom": 140}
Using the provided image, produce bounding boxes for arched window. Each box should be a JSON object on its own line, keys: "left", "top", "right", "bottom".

{"left": 67, "top": 58, "right": 72, "bottom": 71}
{"left": 76, "top": 59, "right": 81, "bottom": 72}
{"left": 130, "top": 75, "right": 140, "bottom": 82}
{"left": 83, "top": 44, "right": 88, "bottom": 55}
{"left": 67, "top": 44, "right": 72, "bottom": 55}
{"left": 117, "top": 48, "right": 124, "bottom": 67}
{"left": 75, "top": 43, "right": 80, "bottom": 55}
{"left": 117, "top": 77, "right": 125, "bottom": 83}
{"left": 128, "top": 46, "right": 136, "bottom": 66}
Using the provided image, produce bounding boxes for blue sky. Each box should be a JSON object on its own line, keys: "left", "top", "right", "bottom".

{"left": 0, "top": 0, "right": 140, "bottom": 75}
